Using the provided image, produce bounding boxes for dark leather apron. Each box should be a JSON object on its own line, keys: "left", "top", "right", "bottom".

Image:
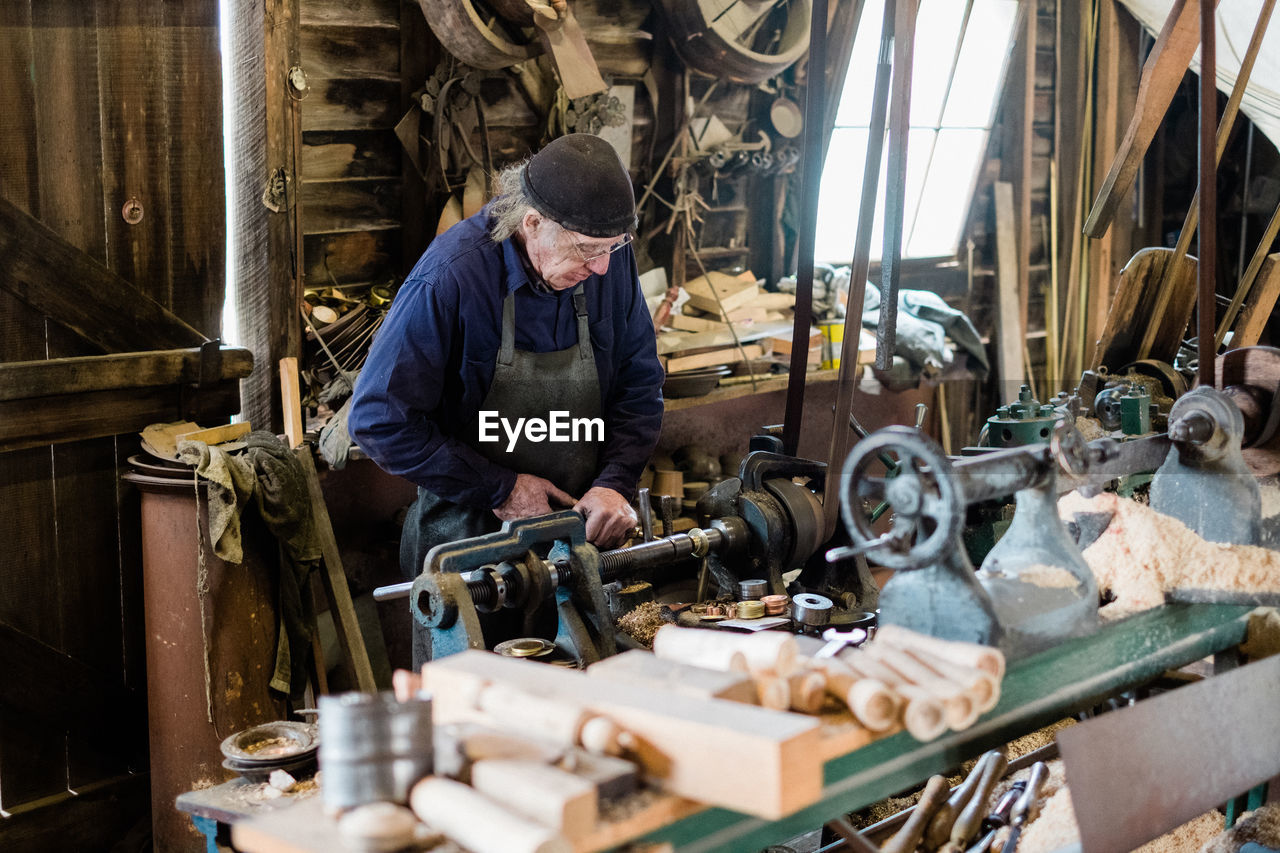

{"left": 400, "top": 285, "right": 603, "bottom": 664}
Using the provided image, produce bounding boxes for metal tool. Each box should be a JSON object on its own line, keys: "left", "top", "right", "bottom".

{"left": 791, "top": 593, "right": 833, "bottom": 628}
{"left": 374, "top": 511, "right": 750, "bottom": 665}
{"left": 1150, "top": 386, "right": 1262, "bottom": 545}
{"left": 815, "top": 627, "right": 868, "bottom": 658}
{"left": 964, "top": 780, "right": 1026, "bottom": 853}
{"left": 999, "top": 761, "right": 1049, "bottom": 853}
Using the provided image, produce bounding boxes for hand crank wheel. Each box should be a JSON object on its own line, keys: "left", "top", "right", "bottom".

{"left": 839, "top": 426, "right": 962, "bottom": 570}
{"left": 415, "top": 0, "right": 541, "bottom": 69}
{"left": 654, "top": 0, "right": 812, "bottom": 84}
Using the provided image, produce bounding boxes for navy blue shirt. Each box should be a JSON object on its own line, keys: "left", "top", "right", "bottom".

{"left": 348, "top": 206, "right": 665, "bottom": 509}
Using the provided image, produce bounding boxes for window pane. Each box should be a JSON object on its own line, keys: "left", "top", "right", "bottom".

{"left": 834, "top": 0, "right": 885, "bottom": 126}
{"left": 816, "top": 128, "right": 874, "bottom": 263}
{"left": 910, "top": 0, "right": 970, "bottom": 125}
{"left": 942, "top": 0, "right": 1020, "bottom": 127}
{"left": 907, "top": 129, "right": 988, "bottom": 257}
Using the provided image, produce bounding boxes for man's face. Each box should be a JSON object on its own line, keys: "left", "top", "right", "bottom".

{"left": 523, "top": 214, "right": 628, "bottom": 290}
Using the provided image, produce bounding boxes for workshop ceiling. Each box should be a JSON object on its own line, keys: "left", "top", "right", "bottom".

{"left": 1117, "top": 0, "right": 1280, "bottom": 147}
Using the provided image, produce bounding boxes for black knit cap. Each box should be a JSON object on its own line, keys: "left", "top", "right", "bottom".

{"left": 520, "top": 134, "right": 636, "bottom": 238}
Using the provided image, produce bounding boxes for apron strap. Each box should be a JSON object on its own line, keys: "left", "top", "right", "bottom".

{"left": 572, "top": 286, "right": 592, "bottom": 361}
{"left": 498, "top": 290, "right": 516, "bottom": 366}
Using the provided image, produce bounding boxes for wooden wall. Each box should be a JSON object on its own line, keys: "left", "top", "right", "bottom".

{"left": 0, "top": 2, "right": 224, "bottom": 848}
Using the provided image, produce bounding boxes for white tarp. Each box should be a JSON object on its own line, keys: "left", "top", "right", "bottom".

{"left": 1116, "top": 0, "right": 1280, "bottom": 148}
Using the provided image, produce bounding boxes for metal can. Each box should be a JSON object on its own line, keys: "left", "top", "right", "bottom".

{"left": 319, "top": 691, "right": 433, "bottom": 810}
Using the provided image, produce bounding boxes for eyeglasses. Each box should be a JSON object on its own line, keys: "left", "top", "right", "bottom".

{"left": 568, "top": 231, "right": 633, "bottom": 264}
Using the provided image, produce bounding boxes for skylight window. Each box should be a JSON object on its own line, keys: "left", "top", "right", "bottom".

{"left": 815, "top": 0, "right": 1021, "bottom": 263}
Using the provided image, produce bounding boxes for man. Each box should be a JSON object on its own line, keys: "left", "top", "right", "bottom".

{"left": 349, "top": 134, "right": 664, "bottom": 656}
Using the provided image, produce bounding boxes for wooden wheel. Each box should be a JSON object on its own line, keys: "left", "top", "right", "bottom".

{"left": 655, "top": 0, "right": 812, "bottom": 84}
{"left": 415, "top": 0, "right": 541, "bottom": 69}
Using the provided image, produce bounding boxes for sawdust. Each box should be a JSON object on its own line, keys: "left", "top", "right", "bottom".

{"left": 1018, "top": 565, "right": 1082, "bottom": 589}
{"left": 1058, "top": 492, "right": 1280, "bottom": 619}
{"left": 1076, "top": 416, "right": 1108, "bottom": 442}
{"left": 1200, "top": 804, "right": 1280, "bottom": 852}
{"left": 1013, "top": 777, "right": 1223, "bottom": 853}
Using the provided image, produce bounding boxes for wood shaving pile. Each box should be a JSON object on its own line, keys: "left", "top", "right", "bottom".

{"left": 1058, "top": 491, "right": 1280, "bottom": 619}
{"left": 1019, "top": 565, "right": 1083, "bottom": 589}
{"left": 1015, "top": 783, "right": 1222, "bottom": 853}
{"left": 1201, "top": 804, "right": 1280, "bottom": 853}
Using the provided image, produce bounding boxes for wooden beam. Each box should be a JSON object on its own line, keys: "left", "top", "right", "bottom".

{"left": 1232, "top": 255, "right": 1280, "bottom": 348}
{"left": 0, "top": 380, "right": 242, "bottom": 454}
{"left": 0, "top": 347, "right": 253, "bottom": 403}
{"left": 994, "top": 182, "right": 1026, "bottom": 395}
{"left": 1085, "top": 0, "right": 1122, "bottom": 364}
{"left": 0, "top": 773, "right": 149, "bottom": 851}
{"left": 1082, "top": 0, "right": 1203, "bottom": 238}
{"left": 0, "top": 196, "right": 208, "bottom": 353}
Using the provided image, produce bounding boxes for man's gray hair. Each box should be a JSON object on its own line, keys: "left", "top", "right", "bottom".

{"left": 487, "top": 161, "right": 535, "bottom": 242}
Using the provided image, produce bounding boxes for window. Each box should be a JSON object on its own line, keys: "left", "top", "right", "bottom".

{"left": 815, "top": 0, "right": 1021, "bottom": 264}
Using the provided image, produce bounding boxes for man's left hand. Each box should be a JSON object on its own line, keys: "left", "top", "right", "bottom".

{"left": 574, "top": 487, "right": 637, "bottom": 549}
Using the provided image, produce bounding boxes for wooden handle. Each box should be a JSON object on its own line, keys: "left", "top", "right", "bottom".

{"left": 924, "top": 750, "right": 1001, "bottom": 849}
{"left": 653, "top": 625, "right": 797, "bottom": 676}
{"left": 470, "top": 759, "right": 599, "bottom": 841}
{"left": 906, "top": 649, "right": 1000, "bottom": 713}
{"left": 862, "top": 644, "right": 976, "bottom": 731}
{"left": 949, "top": 751, "right": 1008, "bottom": 849}
{"left": 811, "top": 658, "right": 898, "bottom": 731}
{"left": 873, "top": 625, "right": 1006, "bottom": 679}
{"left": 409, "top": 776, "right": 571, "bottom": 853}
{"left": 478, "top": 684, "right": 589, "bottom": 748}
{"left": 787, "top": 670, "right": 828, "bottom": 714}
{"left": 881, "top": 775, "right": 951, "bottom": 853}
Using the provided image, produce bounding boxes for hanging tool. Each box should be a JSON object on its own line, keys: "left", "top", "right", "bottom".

{"left": 999, "top": 761, "right": 1050, "bottom": 853}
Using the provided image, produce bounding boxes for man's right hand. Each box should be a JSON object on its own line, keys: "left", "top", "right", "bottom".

{"left": 493, "top": 473, "right": 577, "bottom": 522}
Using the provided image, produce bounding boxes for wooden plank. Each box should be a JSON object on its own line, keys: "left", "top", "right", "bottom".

{"left": 587, "top": 650, "right": 758, "bottom": 704}
{"left": 657, "top": 322, "right": 792, "bottom": 356}
{"left": 1092, "top": 248, "right": 1197, "bottom": 369}
{"left": 0, "top": 4, "right": 39, "bottom": 216}
{"left": 0, "top": 197, "right": 208, "bottom": 353}
{"left": 0, "top": 773, "right": 149, "bottom": 852}
{"left": 1085, "top": 0, "right": 1121, "bottom": 364}
{"left": 303, "top": 229, "right": 400, "bottom": 286}
{"left": 300, "top": 0, "right": 399, "bottom": 28}
{"left": 160, "top": 3, "right": 226, "bottom": 335}
{"left": 96, "top": 0, "right": 173, "bottom": 309}
{"left": 296, "top": 448, "right": 379, "bottom": 693}
{"left": 300, "top": 178, "right": 402, "bottom": 234}
{"left": 0, "top": 347, "right": 254, "bottom": 402}
{"left": 425, "top": 650, "right": 825, "bottom": 820}
{"left": 993, "top": 182, "right": 1025, "bottom": 395}
{"left": 665, "top": 344, "right": 767, "bottom": 374}
{"left": 0, "top": 380, "right": 243, "bottom": 453}
{"left": 301, "top": 79, "right": 401, "bottom": 131}
{"left": 1232, "top": 254, "right": 1280, "bottom": 348}
{"left": 301, "top": 131, "right": 401, "bottom": 179}
{"left": 300, "top": 24, "right": 399, "bottom": 80}
{"left": 1082, "top": 0, "right": 1202, "bottom": 238}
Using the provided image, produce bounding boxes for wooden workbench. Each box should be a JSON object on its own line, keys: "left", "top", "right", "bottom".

{"left": 226, "top": 603, "right": 1254, "bottom": 853}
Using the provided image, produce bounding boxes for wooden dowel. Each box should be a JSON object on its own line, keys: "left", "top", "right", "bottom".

{"left": 873, "top": 624, "right": 1006, "bottom": 679}
{"left": 811, "top": 658, "right": 899, "bottom": 732}
{"left": 652, "top": 625, "right": 797, "bottom": 676}
{"left": 409, "top": 776, "right": 570, "bottom": 853}
{"left": 863, "top": 644, "right": 976, "bottom": 731}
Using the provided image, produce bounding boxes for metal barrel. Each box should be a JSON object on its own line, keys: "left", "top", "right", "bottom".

{"left": 319, "top": 691, "right": 433, "bottom": 809}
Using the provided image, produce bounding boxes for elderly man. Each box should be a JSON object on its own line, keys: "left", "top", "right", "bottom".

{"left": 349, "top": 134, "right": 664, "bottom": 654}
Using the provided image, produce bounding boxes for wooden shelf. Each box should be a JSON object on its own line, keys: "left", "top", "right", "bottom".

{"left": 664, "top": 369, "right": 841, "bottom": 412}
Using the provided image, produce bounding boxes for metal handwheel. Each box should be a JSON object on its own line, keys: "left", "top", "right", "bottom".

{"left": 839, "top": 426, "right": 963, "bottom": 570}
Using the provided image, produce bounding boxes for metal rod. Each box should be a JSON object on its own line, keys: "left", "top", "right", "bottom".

{"left": 875, "top": 0, "right": 919, "bottom": 371}
{"left": 782, "top": 0, "right": 830, "bottom": 456}
{"left": 1197, "top": 0, "right": 1216, "bottom": 387}
{"left": 821, "top": 0, "right": 896, "bottom": 538}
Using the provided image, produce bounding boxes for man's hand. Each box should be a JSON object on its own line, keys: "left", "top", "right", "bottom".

{"left": 493, "top": 473, "right": 576, "bottom": 522}
{"left": 574, "top": 486, "right": 638, "bottom": 549}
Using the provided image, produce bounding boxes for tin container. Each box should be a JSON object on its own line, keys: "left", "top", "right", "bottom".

{"left": 319, "top": 691, "right": 433, "bottom": 809}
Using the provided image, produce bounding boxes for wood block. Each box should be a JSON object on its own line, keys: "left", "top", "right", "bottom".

{"left": 471, "top": 760, "right": 599, "bottom": 842}
{"left": 754, "top": 292, "right": 796, "bottom": 312}
{"left": 587, "top": 650, "right": 758, "bottom": 704}
{"left": 664, "top": 344, "right": 766, "bottom": 373}
{"left": 174, "top": 421, "right": 251, "bottom": 447}
{"left": 686, "top": 289, "right": 761, "bottom": 317}
{"left": 769, "top": 328, "right": 822, "bottom": 356}
{"left": 423, "top": 650, "right": 824, "bottom": 819}
{"left": 665, "top": 312, "right": 729, "bottom": 333}
{"left": 682, "top": 270, "right": 757, "bottom": 301}
{"left": 656, "top": 322, "right": 790, "bottom": 356}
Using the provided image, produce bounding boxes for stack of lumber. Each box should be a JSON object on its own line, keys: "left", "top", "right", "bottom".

{"left": 658, "top": 271, "right": 821, "bottom": 373}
